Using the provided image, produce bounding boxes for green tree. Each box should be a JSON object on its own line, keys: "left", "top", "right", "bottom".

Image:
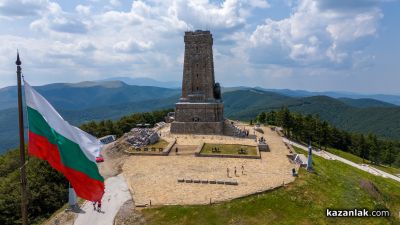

{"left": 257, "top": 112, "right": 267, "bottom": 124}
{"left": 382, "top": 142, "right": 396, "bottom": 167}
{"left": 291, "top": 114, "right": 304, "bottom": 141}
{"left": 302, "top": 114, "right": 315, "bottom": 141}
{"left": 277, "top": 107, "right": 293, "bottom": 137}
{"left": 0, "top": 150, "right": 68, "bottom": 225}
{"left": 320, "top": 121, "right": 330, "bottom": 150}
{"left": 394, "top": 153, "right": 400, "bottom": 167}
{"left": 266, "top": 111, "right": 277, "bottom": 125}
{"left": 367, "top": 134, "right": 380, "bottom": 165}
{"left": 359, "top": 134, "right": 369, "bottom": 163}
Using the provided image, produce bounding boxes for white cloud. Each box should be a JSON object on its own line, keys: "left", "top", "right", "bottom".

{"left": 0, "top": 0, "right": 391, "bottom": 91}
{"left": 29, "top": 1, "right": 90, "bottom": 34}
{"left": 0, "top": 0, "right": 49, "bottom": 19}
{"left": 75, "top": 5, "right": 91, "bottom": 15}
{"left": 109, "top": 0, "right": 121, "bottom": 7}
{"left": 113, "top": 39, "right": 154, "bottom": 52}
{"left": 245, "top": 0, "right": 383, "bottom": 68}
{"left": 248, "top": 0, "right": 270, "bottom": 8}
{"left": 326, "top": 9, "right": 382, "bottom": 42}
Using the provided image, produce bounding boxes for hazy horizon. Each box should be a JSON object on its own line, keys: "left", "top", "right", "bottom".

{"left": 2, "top": 76, "right": 400, "bottom": 96}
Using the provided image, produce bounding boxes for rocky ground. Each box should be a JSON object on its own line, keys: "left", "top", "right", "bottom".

{"left": 114, "top": 200, "right": 146, "bottom": 225}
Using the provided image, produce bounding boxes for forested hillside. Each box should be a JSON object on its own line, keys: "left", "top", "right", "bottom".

{"left": 0, "top": 149, "right": 68, "bottom": 225}
{"left": 1, "top": 84, "right": 400, "bottom": 153}
{"left": 254, "top": 108, "right": 400, "bottom": 169}
{"left": 224, "top": 91, "right": 400, "bottom": 140}
{"left": 0, "top": 81, "right": 179, "bottom": 111}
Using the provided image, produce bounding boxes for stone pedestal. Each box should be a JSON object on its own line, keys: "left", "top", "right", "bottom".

{"left": 170, "top": 121, "right": 223, "bottom": 134}
{"left": 171, "top": 102, "right": 224, "bottom": 134}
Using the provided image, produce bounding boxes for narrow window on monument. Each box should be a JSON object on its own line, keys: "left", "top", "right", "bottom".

{"left": 197, "top": 73, "right": 198, "bottom": 78}
{"left": 196, "top": 87, "right": 199, "bottom": 91}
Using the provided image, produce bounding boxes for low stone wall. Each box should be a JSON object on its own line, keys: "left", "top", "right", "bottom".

{"left": 195, "top": 143, "right": 261, "bottom": 159}
{"left": 171, "top": 121, "right": 224, "bottom": 134}
{"left": 162, "top": 139, "right": 176, "bottom": 155}
{"left": 194, "top": 142, "right": 205, "bottom": 155}
{"left": 258, "top": 143, "right": 269, "bottom": 152}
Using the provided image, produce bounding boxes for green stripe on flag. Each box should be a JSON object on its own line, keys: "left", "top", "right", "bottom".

{"left": 27, "top": 107, "right": 104, "bottom": 182}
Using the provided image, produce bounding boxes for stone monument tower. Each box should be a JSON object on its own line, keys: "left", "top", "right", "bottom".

{"left": 170, "top": 30, "right": 224, "bottom": 134}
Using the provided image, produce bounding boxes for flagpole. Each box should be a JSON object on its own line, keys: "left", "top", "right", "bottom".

{"left": 16, "top": 51, "right": 28, "bottom": 225}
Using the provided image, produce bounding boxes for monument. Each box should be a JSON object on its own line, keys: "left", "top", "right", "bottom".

{"left": 170, "top": 30, "right": 224, "bottom": 134}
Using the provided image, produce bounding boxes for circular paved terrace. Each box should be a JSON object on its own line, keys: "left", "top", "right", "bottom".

{"left": 122, "top": 124, "right": 297, "bottom": 205}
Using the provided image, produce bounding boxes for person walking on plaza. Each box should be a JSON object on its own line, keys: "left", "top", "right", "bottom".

{"left": 227, "top": 168, "right": 230, "bottom": 177}
{"left": 92, "top": 201, "right": 96, "bottom": 211}
{"left": 97, "top": 199, "right": 102, "bottom": 212}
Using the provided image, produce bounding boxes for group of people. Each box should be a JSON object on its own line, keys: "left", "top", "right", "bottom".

{"left": 92, "top": 200, "right": 102, "bottom": 212}
{"left": 126, "top": 128, "right": 159, "bottom": 148}
{"left": 227, "top": 165, "right": 245, "bottom": 177}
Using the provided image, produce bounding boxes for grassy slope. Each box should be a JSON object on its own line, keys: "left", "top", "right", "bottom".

{"left": 141, "top": 147, "right": 400, "bottom": 225}
{"left": 325, "top": 148, "right": 400, "bottom": 176}
{"left": 144, "top": 139, "right": 169, "bottom": 149}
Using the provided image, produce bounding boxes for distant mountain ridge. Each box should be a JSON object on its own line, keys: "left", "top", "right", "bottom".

{"left": 99, "top": 76, "right": 181, "bottom": 88}
{"left": 253, "top": 87, "right": 400, "bottom": 106}
{"left": 0, "top": 80, "right": 399, "bottom": 154}
{"left": 1, "top": 79, "right": 400, "bottom": 111}
{"left": 337, "top": 97, "right": 395, "bottom": 108}
{"left": 0, "top": 80, "right": 180, "bottom": 111}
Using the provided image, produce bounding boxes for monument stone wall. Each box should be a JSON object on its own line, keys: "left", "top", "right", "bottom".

{"left": 171, "top": 30, "right": 224, "bottom": 134}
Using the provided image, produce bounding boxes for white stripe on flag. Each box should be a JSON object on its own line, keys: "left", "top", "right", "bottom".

{"left": 24, "top": 81, "right": 102, "bottom": 162}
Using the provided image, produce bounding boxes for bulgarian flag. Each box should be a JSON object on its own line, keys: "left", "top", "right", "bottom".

{"left": 25, "top": 81, "right": 105, "bottom": 201}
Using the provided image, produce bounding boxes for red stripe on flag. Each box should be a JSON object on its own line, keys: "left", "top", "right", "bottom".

{"left": 29, "top": 131, "right": 104, "bottom": 201}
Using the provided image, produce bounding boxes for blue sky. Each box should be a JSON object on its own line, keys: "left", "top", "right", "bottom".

{"left": 0, "top": 0, "right": 399, "bottom": 94}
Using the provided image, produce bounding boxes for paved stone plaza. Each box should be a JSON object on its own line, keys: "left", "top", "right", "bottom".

{"left": 122, "top": 124, "right": 297, "bottom": 205}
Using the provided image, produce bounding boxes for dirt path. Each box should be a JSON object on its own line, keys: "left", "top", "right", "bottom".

{"left": 74, "top": 174, "right": 131, "bottom": 225}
